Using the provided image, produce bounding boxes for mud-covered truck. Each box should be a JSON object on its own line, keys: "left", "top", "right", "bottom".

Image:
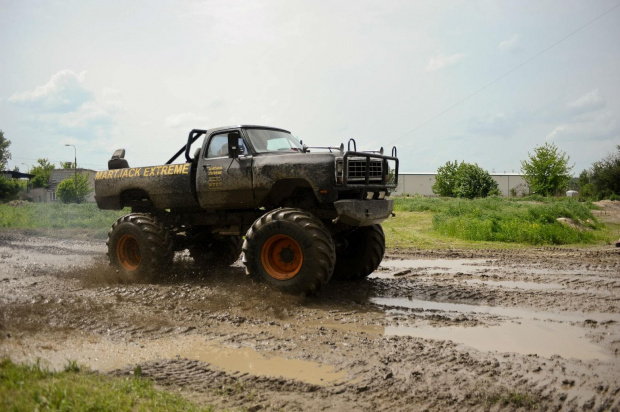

{"left": 95, "top": 125, "right": 399, "bottom": 293}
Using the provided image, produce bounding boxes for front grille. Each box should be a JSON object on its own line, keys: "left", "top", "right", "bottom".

{"left": 347, "top": 159, "right": 383, "bottom": 182}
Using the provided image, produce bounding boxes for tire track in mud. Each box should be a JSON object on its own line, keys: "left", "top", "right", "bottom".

{"left": 2, "top": 233, "right": 620, "bottom": 411}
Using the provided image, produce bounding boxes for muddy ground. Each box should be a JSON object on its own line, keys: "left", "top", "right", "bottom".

{"left": 1, "top": 209, "right": 619, "bottom": 410}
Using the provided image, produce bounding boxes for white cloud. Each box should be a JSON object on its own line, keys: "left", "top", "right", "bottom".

{"left": 8, "top": 70, "right": 92, "bottom": 112}
{"left": 426, "top": 53, "right": 466, "bottom": 72}
{"left": 8, "top": 70, "right": 123, "bottom": 141}
{"left": 545, "top": 110, "right": 619, "bottom": 142}
{"left": 567, "top": 89, "right": 605, "bottom": 114}
{"left": 164, "top": 112, "right": 209, "bottom": 129}
{"left": 467, "top": 112, "right": 518, "bottom": 135}
{"left": 498, "top": 34, "right": 520, "bottom": 53}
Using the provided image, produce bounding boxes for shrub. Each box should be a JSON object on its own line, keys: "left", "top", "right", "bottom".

{"left": 0, "top": 176, "right": 20, "bottom": 202}
{"left": 56, "top": 173, "right": 93, "bottom": 204}
{"left": 432, "top": 161, "right": 499, "bottom": 199}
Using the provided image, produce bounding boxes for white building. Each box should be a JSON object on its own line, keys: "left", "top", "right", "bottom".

{"left": 393, "top": 172, "right": 529, "bottom": 197}
{"left": 30, "top": 168, "right": 96, "bottom": 203}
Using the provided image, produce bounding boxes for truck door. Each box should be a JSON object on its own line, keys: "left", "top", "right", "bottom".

{"left": 196, "top": 130, "right": 254, "bottom": 209}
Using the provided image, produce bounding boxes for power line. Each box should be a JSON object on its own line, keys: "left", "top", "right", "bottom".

{"left": 389, "top": 2, "right": 620, "bottom": 146}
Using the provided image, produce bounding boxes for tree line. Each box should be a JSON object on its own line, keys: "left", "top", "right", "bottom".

{"left": 432, "top": 142, "right": 618, "bottom": 200}
{"left": 0, "top": 130, "right": 92, "bottom": 203}
{"left": 2, "top": 128, "right": 619, "bottom": 203}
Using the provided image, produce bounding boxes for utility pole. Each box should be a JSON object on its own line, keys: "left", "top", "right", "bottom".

{"left": 65, "top": 144, "right": 77, "bottom": 203}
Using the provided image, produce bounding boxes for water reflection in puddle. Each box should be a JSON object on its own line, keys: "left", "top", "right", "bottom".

{"left": 371, "top": 297, "right": 620, "bottom": 361}
{"left": 378, "top": 259, "right": 495, "bottom": 274}
{"left": 462, "top": 279, "right": 563, "bottom": 291}
{"left": 386, "top": 321, "right": 610, "bottom": 361}
{"left": 371, "top": 297, "right": 620, "bottom": 323}
{"left": 378, "top": 258, "right": 610, "bottom": 276}
{"left": 3, "top": 335, "right": 346, "bottom": 386}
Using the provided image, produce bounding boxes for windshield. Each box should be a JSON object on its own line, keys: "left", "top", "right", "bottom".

{"left": 245, "top": 129, "right": 303, "bottom": 153}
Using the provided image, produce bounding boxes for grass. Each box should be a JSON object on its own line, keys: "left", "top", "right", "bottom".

{"left": 0, "top": 203, "right": 127, "bottom": 238}
{"left": 0, "top": 358, "right": 212, "bottom": 411}
{"left": 1, "top": 197, "right": 617, "bottom": 247}
{"left": 389, "top": 196, "right": 615, "bottom": 247}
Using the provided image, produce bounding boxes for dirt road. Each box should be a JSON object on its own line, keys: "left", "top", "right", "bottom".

{"left": 1, "top": 230, "right": 619, "bottom": 410}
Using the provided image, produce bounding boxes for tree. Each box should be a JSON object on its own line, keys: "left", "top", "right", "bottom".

{"left": 30, "top": 158, "right": 55, "bottom": 188}
{"left": 577, "top": 169, "right": 591, "bottom": 189}
{"left": 520, "top": 143, "right": 573, "bottom": 196}
{"left": 56, "top": 173, "right": 93, "bottom": 203}
{"left": 432, "top": 160, "right": 459, "bottom": 197}
{"left": 59, "top": 161, "right": 74, "bottom": 169}
{"left": 0, "top": 129, "right": 11, "bottom": 171}
{"left": 432, "top": 160, "right": 500, "bottom": 199}
{"left": 590, "top": 145, "right": 620, "bottom": 197}
{"left": 0, "top": 176, "right": 20, "bottom": 202}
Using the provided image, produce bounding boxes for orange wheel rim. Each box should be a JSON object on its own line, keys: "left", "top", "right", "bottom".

{"left": 117, "top": 234, "right": 141, "bottom": 271}
{"left": 261, "top": 234, "right": 303, "bottom": 280}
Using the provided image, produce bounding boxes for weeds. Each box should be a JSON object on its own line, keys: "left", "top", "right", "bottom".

{"left": 393, "top": 196, "right": 604, "bottom": 245}
{"left": 0, "top": 203, "right": 127, "bottom": 238}
{"left": 0, "top": 358, "right": 212, "bottom": 411}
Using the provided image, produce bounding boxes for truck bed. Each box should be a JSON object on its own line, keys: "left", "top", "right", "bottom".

{"left": 94, "top": 163, "right": 199, "bottom": 210}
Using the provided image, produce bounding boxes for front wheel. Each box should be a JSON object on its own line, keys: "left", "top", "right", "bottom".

{"left": 332, "top": 224, "right": 385, "bottom": 281}
{"left": 107, "top": 213, "right": 174, "bottom": 280}
{"left": 242, "top": 208, "right": 335, "bottom": 294}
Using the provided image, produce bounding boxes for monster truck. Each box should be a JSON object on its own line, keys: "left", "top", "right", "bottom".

{"left": 95, "top": 125, "right": 398, "bottom": 293}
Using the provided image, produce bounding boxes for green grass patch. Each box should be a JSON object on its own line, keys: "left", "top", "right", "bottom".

{"left": 0, "top": 358, "right": 211, "bottom": 411}
{"left": 0, "top": 203, "right": 127, "bottom": 238}
{"left": 392, "top": 196, "right": 610, "bottom": 246}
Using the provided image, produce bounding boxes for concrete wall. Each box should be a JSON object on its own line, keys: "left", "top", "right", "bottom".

{"left": 394, "top": 173, "right": 529, "bottom": 197}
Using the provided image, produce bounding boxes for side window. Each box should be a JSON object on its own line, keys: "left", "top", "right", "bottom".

{"left": 206, "top": 132, "right": 250, "bottom": 158}
{"left": 206, "top": 134, "right": 229, "bottom": 158}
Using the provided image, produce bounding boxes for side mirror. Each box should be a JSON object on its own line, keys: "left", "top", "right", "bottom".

{"left": 228, "top": 131, "right": 241, "bottom": 158}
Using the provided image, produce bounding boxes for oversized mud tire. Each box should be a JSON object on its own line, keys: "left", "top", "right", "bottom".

{"left": 332, "top": 224, "right": 385, "bottom": 281}
{"left": 242, "top": 208, "right": 335, "bottom": 294}
{"left": 189, "top": 236, "right": 242, "bottom": 268}
{"left": 107, "top": 213, "right": 174, "bottom": 280}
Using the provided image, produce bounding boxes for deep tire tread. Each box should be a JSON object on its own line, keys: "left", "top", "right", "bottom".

{"left": 107, "top": 213, "right": 174, "bottom": 280}
{"left": 242, "top": 208, "right": 335, "bottom": 294}
{"left": 333, "top": 224, "right": 385, "bottom": 281}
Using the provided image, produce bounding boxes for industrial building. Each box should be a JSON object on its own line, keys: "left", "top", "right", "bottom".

{"left": 393, "top": 172, "right": 529, "bottom": 197}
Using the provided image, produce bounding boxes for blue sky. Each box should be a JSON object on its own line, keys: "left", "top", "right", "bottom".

{"left": 1, "top": 0, "right": 619, "bottom": 174}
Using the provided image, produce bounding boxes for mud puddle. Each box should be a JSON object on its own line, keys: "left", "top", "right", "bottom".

{"left": 372, "top": 296, "right": 620, "bottom": 361}
{"left": 4, "top": 334, "right": 346, "bottom": 386}
{"left": 377, "top": 258, "right": 614, "bottom": 277}
{"left": 371, "top": 296, "right": 620, "bottom": 323}
{"left": 376, "top": 258, "right": 495, "bottom": 276}
{"left": 462, "top": 279, "right": 564, "bottom": 290}
{"left": 385, "top": 321, "right": 611, "bottom": 361}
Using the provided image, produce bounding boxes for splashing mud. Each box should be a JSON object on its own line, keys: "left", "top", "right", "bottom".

{"left": 1, "top": 231, "right": 620, "bottom": 411}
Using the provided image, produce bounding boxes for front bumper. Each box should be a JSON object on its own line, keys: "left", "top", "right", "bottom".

{"left": 333, "top": 199, "right": 393, "bottom": 226}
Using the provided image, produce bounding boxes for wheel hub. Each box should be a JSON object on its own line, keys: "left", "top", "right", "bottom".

{"left": 261, "top": 234, "right": 303, "bottom": 280}
{"left": 117, "top": 234, "right": 141, "bottom": 271}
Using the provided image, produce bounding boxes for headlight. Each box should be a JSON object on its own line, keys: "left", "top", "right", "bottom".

{"left": 336, "top": 160, "right": 343, "bottom": 175}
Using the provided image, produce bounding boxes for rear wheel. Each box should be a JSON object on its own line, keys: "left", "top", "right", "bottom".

{"left": 242, "top": 208, "right": 335, "bottom": 294}
{"left": 332, "top": 224, "right": 385, "bottom": 281}
{"left": 107, "top": 213, "right": 174, "bottom": 280}
{"left": 189, "top": 236, "right": 242, "bottom": 268}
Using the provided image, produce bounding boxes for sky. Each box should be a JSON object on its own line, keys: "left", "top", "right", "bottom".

{"left": 1, "top": 0, "right": 619, "bottom": 174}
